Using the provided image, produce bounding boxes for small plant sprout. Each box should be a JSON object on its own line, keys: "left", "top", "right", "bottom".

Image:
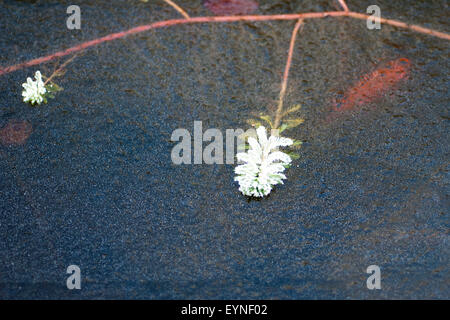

{"left": 21, "top": 71, "right": 47, "bottom": 105}
{"left": 21, "top": 55, "right": 77, "bottom": 105}
{"left": 235, "top": 108, "right": 304, "bottom": 198}
{"left": 246, "top": 105, "right": 304, "bottom": 159}
{"left": 234, "top": 19, "right": 306, "bottom": 198}
{"left": 21, "top": 70, "right": 64, "bottom": 105}
{"left": 234, "top": 126, "right": 294, "bottom": 197}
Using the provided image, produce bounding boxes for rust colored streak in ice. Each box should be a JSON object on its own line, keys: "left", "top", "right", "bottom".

{"left": 0, "top": 120, "right": 33, "bottom": 146}
{"left": 204, "top": 0, "right": 258, "bottom": 15}
{"left": 333, "top": 58, "right": 411, "bottom": 112}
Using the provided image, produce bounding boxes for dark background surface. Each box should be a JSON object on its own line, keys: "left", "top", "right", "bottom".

{"left": 0, "top": 0, "right": 448, "bottom": 299}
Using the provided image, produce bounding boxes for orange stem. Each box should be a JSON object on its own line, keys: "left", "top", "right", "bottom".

{"left": 274, "top": 19, "right": 304, "bottom": 129}
{"left": 43, "top": 54, "right": 77, "bottom": 85}
{"left": 1, "top": 11, "right": 449, "bottom": 76}
{"left": 337, "top": 0, "right": 349, "bottom": 12}
{"left": 347, "top": 11, "right": 450, "bottom": 40}
{"left": 162, "top": 0, "right": 190, "bottom": 19}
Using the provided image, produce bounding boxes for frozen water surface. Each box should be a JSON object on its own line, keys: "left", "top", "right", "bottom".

{"left": 0, "top": 0, "right": 448, "bottom": 299}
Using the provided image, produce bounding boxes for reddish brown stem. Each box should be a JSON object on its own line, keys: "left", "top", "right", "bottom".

{"left": 347, "top": 11, "right": 450, "bottom": 40}
{"left": 162, "top": 0, "right": 190, "bottom": 19}
{"left": 337, "top": 0, "right": 349, "bottom": 12}
{"left": 44, "top": 54, "right": 78, "bottom": 85}
{"left": 274, "top": 19, "right": 304, "bottom": 130}
{"left": 1, "top": 11, "right": 449, "bottom": 76}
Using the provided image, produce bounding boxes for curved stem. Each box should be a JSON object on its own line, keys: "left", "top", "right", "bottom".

{"left": 162, "top": 0, "right": 190, "bottom": 19}
{"left": 43, "top": 54, "right": 78, "bottom": 85}
{"left": 274, "top": 19, "right": 304, "bottom": 130}
{"left": 347, "top": 11, "right": 450, "bottom": 40}
{"left": 337, "top": 0, "right": 349, "bottom": 12}
{"left": 1, "top": 11, "right": 449, "bottom": 76}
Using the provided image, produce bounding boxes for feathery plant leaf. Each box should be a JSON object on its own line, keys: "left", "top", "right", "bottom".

{"left": 283, "top": 118, "right": 305, "bottom": 129}
{"left": 279, "top": 123, "right": 289, "bottom": 133}
{"left": 45, "top": 82, "right": 63, "bottom": 94}
{"left": 258, "top": 114, "right": 274, "bottom": 128}
{"left": 283, "top": 104, "right": 302, "bottom": 117}
{"left": 286, "top": 151, "right": 300, "bottom": 160}
{"left": 291, "top": 139, "right": 303, "bottom": 149}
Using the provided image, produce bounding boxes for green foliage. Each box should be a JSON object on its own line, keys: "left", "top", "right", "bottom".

{"left": 283, "top": 118, "right": 304, "bottom": 129}
{"left": 44, "top": 81, "right": 63, "bottom": 102}
{"left": 258, "top": 114, "right": 273, "bottom": 128}
{"left": 246, "top": 104, "right": 304, "bottom": 132}
{"left": 280, "top": 104, "right": 304, "bottom": 132}
{"left": 46, "top": 82, "right": 63, "bottom": 94}
{"left": 286, "top": 151, "right": 300, "bottom": 160}
{"left": 291, "top": 139, "right": 303, "bottom": 149}
{"left": 279, "top": 123, "right": 289, "bottom": 133}
{"left": 283, "top": 104, "right": 302, "bottom": 116}
{"left": 243, "top": 104, "right": 304, "bottom": 160}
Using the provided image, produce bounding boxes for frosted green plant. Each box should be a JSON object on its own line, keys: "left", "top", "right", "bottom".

{"left": 21, "top": 70, "right": 63, "bottom": 105}
{"left": 22, "top": 71, "right": 47, "bottom": 105}
{"left": 234, "top": 126, "right": 293, "bottom": 197}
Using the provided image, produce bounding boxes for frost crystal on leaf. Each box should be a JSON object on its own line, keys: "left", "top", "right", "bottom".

{"left": 22, "top": 71, "right": 47, "bottom": 105}
{"left": 234, "top": 126, "right": 293, "bottom": 197}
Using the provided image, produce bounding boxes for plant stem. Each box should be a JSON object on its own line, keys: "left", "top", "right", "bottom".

{"left": 44, "top": 54, "right": 78, "bottom": 85}
{"left": 274, "top": 19, "right": 304, "bottom": 130}
{"left": 1, "top": 11, "right": 449, "bottom": 76}
{"left": 337, "top": 0, "right": 349, "bottom": 12}
{"left": 162, "top": 0, "right": 190, "bottom": 19}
